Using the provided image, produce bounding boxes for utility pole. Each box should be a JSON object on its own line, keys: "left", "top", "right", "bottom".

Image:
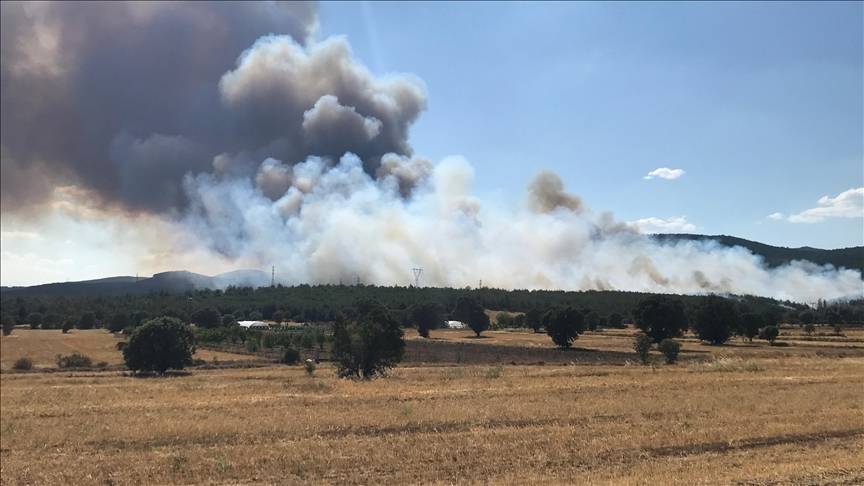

{"left": 479, "top": 279, "right": 482, "bottom": 289}
{"left": 271, "top": 265, "right": 275, "bottom": 287}
{"left": 412, "top": 267, "right": 423, "bottom": 287}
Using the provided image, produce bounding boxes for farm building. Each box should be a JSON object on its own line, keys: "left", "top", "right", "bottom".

{"left": 238, "top": 320, "right": 269, "bottom": 330}
{"left": 443, "top": 320, "right": 466, "bottom": 329}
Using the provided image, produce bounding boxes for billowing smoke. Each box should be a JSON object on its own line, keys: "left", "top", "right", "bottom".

{"left": 2, "top": 2, "right": 862, "bottom": 301}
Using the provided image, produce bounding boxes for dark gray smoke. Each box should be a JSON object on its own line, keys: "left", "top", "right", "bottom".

{"left": 1, "top": 1, "right": 423, "bottom": 213}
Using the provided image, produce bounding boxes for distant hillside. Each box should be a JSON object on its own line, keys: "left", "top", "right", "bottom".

{"left": 1, "top": 270, "right": 270, "bottom": 297}
{"left": 2, "top": 234, "right": 861, "bottom": 297}
{"left": 653, "top": 234, "right": 864, "bottom": 273}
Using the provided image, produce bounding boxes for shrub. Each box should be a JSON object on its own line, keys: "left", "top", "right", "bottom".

{"left": 633, "top": 296, "right": 687, "bottom": 343}
{"left": 759, "top": 325, "right": 780, "bottom": 344}
{"left": 77, "top": 313, "right": 96, "bottom": 330}
{"left": 13, "top": 357, "right": 33, "bottom": 370}
{"left": 2, "top": 316, "right": 14, "bottom": 336}
{"left": 607, "top": 313, "right": 625, "bottom": 329}
{"left": 452, "top": 297, "right": 490, "bottom": 337}
{"left": 633, "top": 333, "right": 652, "bottom": 365}
{"left": 658, "top": 339, "right": 681, "bottom": 364}
{"left": 282, "top": 347, "right": 301, "bottom": 365}
{"left": 525, "top": 308, "right": 543, "bottom": 333}
{"left": 692, "top": 296, "right": 737, "bottom": 345}
{"left": 115, "top": 341, "right": 127, "bottom": 351}
{"left": 61, "top": 320, "right": 73, "bottom": 334}
{"left": 123, "top": 317, "right": 195, "bottom": 374}
{"left": 332, "top": 301, "right": 404, "bottom": 379}
{"left": 57, "top": 352, "right": 93, "bottom": 368}
{"left": 545, "top": 306, "right": 585, "bottom": 349}
{"left": 96, "top": 361, "right": 109, "bottom": 369}
{"left": 108, "top": 312, "right": 131, "bottom": 333}
{"left": 584, "top": 311, "right": 600, "bottom": 331}
{"left": 832, "top": 324, "right": 844, "bottom": 336}
{"left": 191, "top": 307, "right": 221, "bottom": 329}
{"left": 304, "top": 359, "right": 316, "bottom": 376}
{"left": 27, "top": 312, "right": 43, "bottom": 329}
{"left": 803, "top": 323, "right": 815, "bottom": 336}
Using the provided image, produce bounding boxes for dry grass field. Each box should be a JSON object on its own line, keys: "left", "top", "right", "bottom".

{"left": 1, "top": 326, "right": 863, "bottom": 485}
{"left": 0, "top": 329, "right": 255, "bottom": 369}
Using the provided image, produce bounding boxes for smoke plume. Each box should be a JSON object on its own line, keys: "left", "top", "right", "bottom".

{"left": 1, "top": 2, "right": 862, "bottom": 301}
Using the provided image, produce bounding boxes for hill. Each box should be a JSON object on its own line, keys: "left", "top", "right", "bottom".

{"left": 1, "top": 234, "right": 861, "bottom": 298}
{"left": 653, "top": 234, "right": 864, "bottom": 273}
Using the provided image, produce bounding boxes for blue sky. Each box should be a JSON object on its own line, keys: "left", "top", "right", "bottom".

{"left": 319, "top": 1, "right": 863, "bottom": 249}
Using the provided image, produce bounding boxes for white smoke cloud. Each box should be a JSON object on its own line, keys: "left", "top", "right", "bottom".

{"left": 175, "top": 154, "right": 863, "bottom": 302}
{"left": 644, "top": 167, "right": 685, "bottom": 180}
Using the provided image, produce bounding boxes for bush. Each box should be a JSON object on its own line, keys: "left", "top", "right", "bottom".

{"left": 633, "top": 296, "right": 687, "bottom": 343}
{"left": 77, "top": 313, "right": 96, "bottom": 330}
{"left": 545, "top": 306, "right": 585, "bottom": 349}
{"left": 584, "top": 311, "right": 600, "bottom": 331}
{"left": 803, "top": 323, "right": 815, "bottom": 336}
{"left": 13, "top": 357, "right": 33, "bottom": 370}
{"left": 738, "top": 313, "right": 763, "bottom": 342}
{"left": 61, "top": 320, "right": 73, "bottom": 334}
{"left": 57, "top": 352, "right": 93, "bottom": 368}
{"left": 452, "top": 297, "right": 490, "bottom": 337}
{"left": 116, "top": 341, "right": 127, "bottom": 351}
{"left": 96, "top": 361, "right": 109, "bottom": 369}
{"left": 304, "top": 359, "right": 316, "bottom": 376}
{"left": 759, "top": 325, "right": 780, "bottom": 344}
{"left": 633, "top": 333, "right": 652, "bottom": 365}
{"left": 692, "top": 296, "right": 737, "bottom": 345}
{"left": 191, "top": 307, "right": 221, "bottom": 329}
{"left": 27, "top": 312, "right": 43, "bottom": 329}
{"left": 282, "top": 347, "right": 301, "bottom": 365}
{"left": 525, "top": 308, "right": 543, "bottom": 333}
{"left": 607, "top": 313, "right": 625, "bottom": 329}
{"left": 658, "top": 339, "right": 681, "bottom": 364}
{"left": 332, "top": 301, "right": 404, "bottom": 379}
{"left": 2, "top": 316, "right": 14, "bottom": 336}
{"left": 123, "top": 317, "right": 196, "bottom": 374}
{"left": 833, "top": 324, "right": 844, "bottom": 336}
{"left": 108, "top": 312, "right": 131, "bottom": 333}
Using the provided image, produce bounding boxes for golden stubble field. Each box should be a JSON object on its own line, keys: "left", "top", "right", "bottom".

{"left": 1, "top": 327, "right": 863, "bottom": 485}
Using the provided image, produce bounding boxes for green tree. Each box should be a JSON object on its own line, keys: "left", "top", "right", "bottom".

{"left": 525, "top": 308, "right": 543, "bottom": 333}
{"left": 693, "top": 296, "right": 737, "bottom": 345}
{"left": 738, "top": 312, "right": 763, "bottom": 342}
{"left": 452, "top": 297, "right": 490, "bottom": 337}
{"left": 759, "top": 325, "right": 780, "bottom": 344}
{"left": 545, "top": 306, "right": 584, "bottom": 349}
{"left": 584, "top": 310, "right": 600, "bottom": 331}
{"left": 191, "top": 307, "right": 221, "bottom": 329}
{"left": 27, "top": 312, "right": 43, "bottom": 329}
{"left": 633, "top": 296, "right": 687, "bottom": 343}
{"left": 658, "top": 339, "right": 681, "bottom": 364}
{"left": 43, "top": 313, "right": 62, "bottom": 330}
{"left": 108, "top": 312, "right": 131, "bottom": 333}
{"left": 633, "top": 333, "right": 652, "bottom": 365}
{"left": 2, "top": 315, "right": 14, "bottom": 336}
{"left": 123, "top": 317, "right": 196, "bottom": 374}
{"left": 607, "top": 312, "right": 624, "bottom": 328}
{"left": 331, "top": 301, "right": 405, "bottom": 379}
{"left": 77, "top": 313, "right": 96, "bottom": 330}
{"left": 221, "top": 314, "right": 237, "bottom": 327}
{"left": 409, "top": 302, "right": 442, "bottom": 338}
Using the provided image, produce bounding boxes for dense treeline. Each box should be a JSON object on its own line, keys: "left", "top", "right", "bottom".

{"left": 1, "top": 284, "right": 862, "bottom": 333}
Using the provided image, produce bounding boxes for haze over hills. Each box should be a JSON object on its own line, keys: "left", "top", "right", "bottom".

{"left": 2, "top": 234, "right": 861, "bottom": 298}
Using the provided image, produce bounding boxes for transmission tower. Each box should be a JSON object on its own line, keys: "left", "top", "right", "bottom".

{"left": 271, "top": 265, "right": 275, "bottom": 287}
{"left": 412, "top": 267, "right": 423, "bottom": 287}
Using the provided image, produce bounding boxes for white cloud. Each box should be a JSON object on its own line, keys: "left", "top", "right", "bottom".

{"left": 767, "top": 212, "right": 785, "bottom": 221}
{"left": 628, "top": 216, "right": 697, "bottom": 233}
{"left": 785, "top": 187, "right": 864, "bottom": 223}
{"left": 644, "top": 167, "right": 685, "bottom": 180}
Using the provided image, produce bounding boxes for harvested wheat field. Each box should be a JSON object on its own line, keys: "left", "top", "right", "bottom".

{"left": 0, "top": 329, "right": 256, "bottom": 369}
{"left": 2, "top": 329, "right": 863, "bottom": 485}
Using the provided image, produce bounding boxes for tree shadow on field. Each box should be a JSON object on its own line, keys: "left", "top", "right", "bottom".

{"left": 126, "top": 370, "right": 193, "bottom": 379}
{"left": 464, "top": 335, "right": 492, "bottom": 339}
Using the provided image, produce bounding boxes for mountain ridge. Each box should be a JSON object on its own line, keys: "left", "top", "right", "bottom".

{"left": 2, "top": 234, "right": 861, "bottom": 297}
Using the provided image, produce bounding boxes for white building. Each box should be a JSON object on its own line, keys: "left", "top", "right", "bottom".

{"left": 238, "top": 320, "right": 269, "bottom": 330}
